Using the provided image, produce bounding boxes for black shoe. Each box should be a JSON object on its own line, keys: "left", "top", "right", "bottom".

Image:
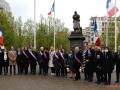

{"left": 115, "top": 81, "right": 119, "bottom": 83}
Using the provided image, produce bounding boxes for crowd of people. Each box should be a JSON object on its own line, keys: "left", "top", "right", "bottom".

{"left": 0, "top": 44, "right": 120, "bottom": 86}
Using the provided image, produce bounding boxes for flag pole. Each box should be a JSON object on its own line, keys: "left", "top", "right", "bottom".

{"left": 115, "top": 0, "right": 117, "bottom": 52}
{"left": 34, "top": 0, "right": 36, "bottom": 49}
{"left": 106, "top": 13, "right": 109, "bottom": 47}
{"left": 54, "top": 0, "right": 55, "bottom": 51}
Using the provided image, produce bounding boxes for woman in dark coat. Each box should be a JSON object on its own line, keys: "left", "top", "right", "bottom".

{"left": 67, "top": 50, "right": 75, "bottom": 78}
{"left": 3, "top": 48, "right": 9, "bottom": 75}
{"left": 103, "top": 47, "right": 114, "bottom": 85}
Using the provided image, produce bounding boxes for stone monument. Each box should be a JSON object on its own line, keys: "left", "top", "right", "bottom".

{"left": 68, "top": 11, "right": 85, "bottom": 52}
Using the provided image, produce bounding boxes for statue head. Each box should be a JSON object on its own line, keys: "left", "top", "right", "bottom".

{"left": 74, "top": 11, "right": 77, "bottom": 15}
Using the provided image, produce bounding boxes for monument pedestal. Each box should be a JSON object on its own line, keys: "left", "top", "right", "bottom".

{"left": 68, "top": 31, "right": 85, "bottom": 52}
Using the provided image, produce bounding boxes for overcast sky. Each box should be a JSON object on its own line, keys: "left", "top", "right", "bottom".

{"left": 6, "top": 0, "right": 120, "bottom": 30}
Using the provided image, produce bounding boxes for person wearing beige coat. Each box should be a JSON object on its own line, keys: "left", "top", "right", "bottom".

{"left": 8, "top": 46, "right": 17, "bottom": 75}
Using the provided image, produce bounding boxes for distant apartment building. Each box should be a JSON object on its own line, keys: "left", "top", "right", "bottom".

{"left": 88, "top": 16, "right": 116, "bottom": 44}
{"left": 0, "top": 0, "right": 10, "bottom": 12}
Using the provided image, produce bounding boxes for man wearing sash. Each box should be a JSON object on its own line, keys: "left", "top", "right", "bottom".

{"left": 73, "top": 47, "right": 82, "bottom": 81}
{"left": 29, "top": 47, "right": 38, "bottom": 74}
{"left": 53, "top": 49, "right": 61, "bottom": 76}
{"left": 85, "top": 44, "right": 95, "bottom": 82}
{"left": 41, "top": 48, "right": 49, "bottom": 75}
{"left": 59, "top": 48, "right": 68, "bottom": 77}
{"left": 94, "top": 46, "right": 103, "bottom": 84}
{"left": 21, "top": 47, "right": 29, "bottom": 75}
{"left": 8, "top": 46, "right": 17, "bottom": 75}
{"left": 38, "top": 47, "right": 44, "bottom": 75}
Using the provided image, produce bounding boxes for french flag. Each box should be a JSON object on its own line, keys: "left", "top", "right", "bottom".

{"left": 93, "top": 18, "right": 101, "bottom": 46}
{"left": 106, "top": 0, "right": 119, "bottom": 17}
{"left": 48, "top": 1, "right": 55, "bottom": 15}
{"left": 0, "top": 27, "right": 4, "bottom": 46}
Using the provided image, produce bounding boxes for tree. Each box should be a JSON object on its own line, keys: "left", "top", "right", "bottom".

{"left": 0, "top": 10, "right": 15, "bottom": 49}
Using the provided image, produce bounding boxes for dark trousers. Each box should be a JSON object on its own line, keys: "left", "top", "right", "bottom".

{"left": 84, "top": 68, "right": 88, "bottom": 79}
{"left": 116, "top": 72, "right": 120, "bottom": 82}
{"left": 43, "top": 67, "right": 48, "bottom": 75}
{"left": 17, "top": 65, "right": 21, "bottom": 74}
{"left": 20, "top": 64, "right": 24, "bottom": 74}
{"left": 10, "top": 65, "right": 16, "bottom": 75}
{"left": 0, "top": 66, "right": 2, "bottom": 74}
{"left": 39, "top": 63, "right": 43, "bottom": 74}
{"left": 4, "top": 66, "right": 8, "bottom": 75}
{"left": 88, "top": 72, "right": 93, "bottom": 82}
{"left": 96, "top": 69, "right": 101, "bottom": 82}
{"left": 24, "top": 67, "right": 28, "bottom": 74}
{"left": 56, "top": 69, "right": 60, "bottom": 76}
{"left": 30, "top": 65, "right": 36, "bottom": 74}
{"left": 75, "top": 66, "right": 80, "bottom": 80}
{"left": 51, "top": 67, "right": 55, "bottom": 73}
{"left": 104, "top": 73, "right": 111, "bottom": 83}
{"left": 61, "top": 65, "right": 67, "bottom": 76}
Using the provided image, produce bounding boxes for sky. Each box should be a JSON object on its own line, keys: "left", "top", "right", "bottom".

{"left": 6, "top": 0, "right": 120, "bottom": 30}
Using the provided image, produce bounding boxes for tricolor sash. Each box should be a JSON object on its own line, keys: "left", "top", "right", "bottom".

{"left": 29, "top": 51, "right": 37, "bottom": 60}
{"left": 50, "top": 51, "right": 54, "bottom": 57}
{"left": 40, "top": 51, "right": 43, "bottom": 55}
{"left": 43, "top": 52, "right": 47, "bottom": 59}
{"left": 54, "top": 53, "right": 59, "bottom": 60}
{"left": 75, "top": 54, "right": 81, "bottom": 64}
{"left": 22, "top": 51, "right": 29, "bottom": 59}
{"left": 88, "top": 49, "right": 91, "bottom": 56}
{"left": 59, "top": 51, "right": 66, "bottom": 63}
{"left": 10, "top": 51, "right": 16, "bottom": 56}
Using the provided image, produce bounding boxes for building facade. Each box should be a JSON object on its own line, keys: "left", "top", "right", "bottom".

{"left": 0, "top": 0, "right": 10, "bottom": 12}
{"left": 88, "top": 16, "right": 116, "bottom": 44}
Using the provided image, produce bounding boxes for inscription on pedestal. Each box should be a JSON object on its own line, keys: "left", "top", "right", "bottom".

{"left": 70, "top": 40, "right": 83, "bottom": 52}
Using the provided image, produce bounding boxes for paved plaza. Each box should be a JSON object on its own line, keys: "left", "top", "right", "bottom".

{"left": 0, "top": 68, "right": 120, "bottom": 90}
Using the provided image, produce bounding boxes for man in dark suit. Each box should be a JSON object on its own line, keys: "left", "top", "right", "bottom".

{"left": 59, "top": 48, "right": 68, "bottom": 77}
{"left": 73, "top": 47, "right": 83, "bottom": 81}
{"left": 94, "top": 46, "right": 103, "bottom": 84}
{"left": 21, "top": 47, "right": 29, "bottom": 75}
{"left": 85, "top": 44, "right": 95, "bottom": 82}
{"left": 41, "top": 48, "right": 49, "bottom": 75}
{"left": 103, "top": 47, "right": 114, "bottom": 85}
{"left": 38, "top": 47, "right": 44, "bottom": 75}
{"left": 114, "top": 46, "right": 120, "bottom": 83}
{"left": 29, "top": 47, "right": 38, "bottom": 74}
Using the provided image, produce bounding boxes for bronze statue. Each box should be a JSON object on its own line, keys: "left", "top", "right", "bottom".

{"left": 72, "top": 11, "right": 80, "bottom": 32}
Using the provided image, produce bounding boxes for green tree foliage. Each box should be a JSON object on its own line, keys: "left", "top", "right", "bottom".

{"left": 0, "top": 11, "right": 70, "bottom": 51}
{"left": 0, "top": 10, "right": 15, "bottom": 49}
